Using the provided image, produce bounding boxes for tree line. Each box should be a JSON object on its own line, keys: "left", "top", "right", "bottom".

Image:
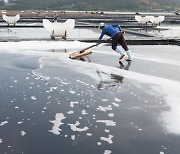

{"left": 1, "top": 0, "right": 180, "bottom": 12}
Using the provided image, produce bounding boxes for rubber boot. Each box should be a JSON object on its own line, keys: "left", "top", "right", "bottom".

{"left": 115, "top": 48, "right": 125, "bottom": 60}
{"left": 125, "top": 50, "right": 132, "bottom": 61}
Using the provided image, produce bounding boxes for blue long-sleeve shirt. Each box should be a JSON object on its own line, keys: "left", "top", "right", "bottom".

{"left": 98, "top": 24, "right": 122, "bottom": 41}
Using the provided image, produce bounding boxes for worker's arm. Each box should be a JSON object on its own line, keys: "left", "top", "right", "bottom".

{"left": 96, "top": 30, "right": 105, "bottom": 45}
{"left": 98, "top": 31, "right": 105, "bottom": 42}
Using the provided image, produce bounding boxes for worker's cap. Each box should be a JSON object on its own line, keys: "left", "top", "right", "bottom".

{"left": 98, "top": 22, "right": 105, "bottom": 28}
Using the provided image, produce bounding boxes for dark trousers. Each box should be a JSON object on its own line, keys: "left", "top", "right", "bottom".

{"left": 112, "top": 32, "right": 128, "bottom": 51}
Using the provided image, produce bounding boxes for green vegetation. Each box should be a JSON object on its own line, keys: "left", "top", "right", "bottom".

{"left": 1, "top": 0, "right": 180, "bottom": 12}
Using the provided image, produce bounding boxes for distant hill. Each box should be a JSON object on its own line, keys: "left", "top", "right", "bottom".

{"left": 1, "top": 0, "right": 180, "bottom": 12}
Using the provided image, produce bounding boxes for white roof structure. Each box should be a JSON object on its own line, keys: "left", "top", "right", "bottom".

{"left": 150, "top": 16, "right": 165, "bottom": 25}
{"left": 43, "top": 19, "right": 75, "bottom": 40}
{"left": 2, "top": 14, "right": 20, "bottom": 25}
{"left": 135, "top": 15, "right": 151, "bottom": 25}
{"left": 135, "top": 15, "right": 165, "bottom": 25}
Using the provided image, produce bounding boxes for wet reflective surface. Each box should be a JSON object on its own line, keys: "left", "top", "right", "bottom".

{"left": 0, "top": 42, "right": 180, "bottom": 154}
{"left": 134, "top": 23, "right": 180, "bottom": 38}
{"left": 0, "top": 27, "right": 107, "bottom": 40}
{"left": 1, "top": 23, "right": 179, "bottom": 41}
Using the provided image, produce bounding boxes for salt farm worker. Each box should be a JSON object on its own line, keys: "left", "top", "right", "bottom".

{"left": 53, "top": 12, "right": 58, "bottom": 22}
{"left": 97, "top": 22, "right": 132, "bottom": 61}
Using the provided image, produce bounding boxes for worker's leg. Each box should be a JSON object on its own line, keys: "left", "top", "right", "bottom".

{"left": 119, "top": 33, "right": 132, "bottom": 61}
{"left": 125, "top": 50, "right": 132, "bottom": 61}
{"left": 112, "top": 34, "right": 125, "bottom": 60}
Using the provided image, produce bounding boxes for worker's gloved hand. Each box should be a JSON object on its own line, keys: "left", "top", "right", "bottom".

{"left": 96, "top": 41, "right": 100, "bottom": 46}
{"left": 121, "top": 30, "right": 125, "bottom": 35}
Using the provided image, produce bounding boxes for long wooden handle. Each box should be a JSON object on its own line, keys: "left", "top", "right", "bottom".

{"left": 69, "top": 38, "right": 112, "bottom": 58}
{"left": 79, "top": 44, "right": 97, "bottom": 53}
{"left": 79, "top": 38, "right": 111, "bottom": 53}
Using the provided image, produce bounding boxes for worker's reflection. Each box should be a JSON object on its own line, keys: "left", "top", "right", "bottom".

{"left": 97, "top": 61, "right": 132, "bottom": 90}
{"left": 119, "top": 61, "right": 131, "bottom": 70}
{"left": 74, "top": 56, "right": 131, "bottom": 90}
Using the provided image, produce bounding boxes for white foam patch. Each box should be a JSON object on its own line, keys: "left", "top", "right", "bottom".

{"left": 0, "top": 139, "right": 2, "bottom": 143}
{"left": 100, "top": 135, "right": 113, "bottom": 144}
{"left": 96, "top": 120, "right": 116, "bottom": 126}
{"left": 65, "top": 135, "right": 68, "bottom": 137}
{"left": 104, "top": 150, "right": 112, "bottom": 154}
{"left": 71, "top": 135, "right": 75, "bottom": 140}
{"left": 97, "top": 142, "right": 101, "bottom": 145}
{"left": 61, "top": 81, "right": 68, "bottom": 85}
{"left": 49, "top": 113, "right": 66, "bottom": 135}
{"left": 108, "top": 113, "right": 114, "bottom": 117}
{"left": 115, "top": 98, "right": 121, "bottom": 102}
{"left": 97, "top": 105, "right": 112, "bottom": 112}
{"left": 69, "top": 91, "right": 76, "bottom": 94}
{"left": 21, "top": 131, "right": 26, "bottom": 136}
{"left": 112, "top": 102, "right": 120, "bottom": 107}
{"left": 81, "top": 110, "right": 88, "bottom": 115}
{"left": 70, "top": 101, "right": 78, "bottom": 107}
{"left": 50, "top": 87, "right": 57, "bottom": 91}
{"left": 0, "top": 121, "right": 8, "bottom": 126}
{"left": 17, "top": 121, "right": 23, "bottom": 124}
{"left": 101, "top": 99, "right": 109, "bottom": 102}
{"left": 31, "top": 96, "right": 37, "bottom": 100}
{"left": 67, "top": 111, "right": 74, "bottom": 114}
{"left": 87, "top": 133, "right": 92, "bottom": 136}
{"left": 105, "top": 129, "right": 110, "bottom": 133}
{"left": 13, "top": 80, "right": 18, "bottom": 83}
{"left": 68, "top": 121, "right": 89, "bottom": 132}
